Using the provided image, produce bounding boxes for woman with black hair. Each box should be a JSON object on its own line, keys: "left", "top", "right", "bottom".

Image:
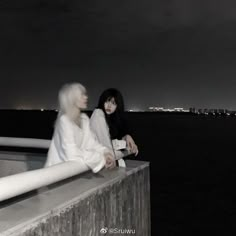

{"left": 90, "top": 88, "right": 138, "bottom": 167}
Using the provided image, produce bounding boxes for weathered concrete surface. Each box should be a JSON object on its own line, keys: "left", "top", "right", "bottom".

{"left": 0, "top": 151, "right": 45, "bottom": 177}
{"left": 0, "top": 160, "right": 150, "bottom": 236}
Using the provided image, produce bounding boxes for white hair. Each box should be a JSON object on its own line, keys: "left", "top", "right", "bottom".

{"left": 58, "top": 82, "right": 86, "bottom": 123}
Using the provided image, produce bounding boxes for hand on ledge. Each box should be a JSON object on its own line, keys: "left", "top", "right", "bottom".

{"left": 123, "top": 134, "right": 139, "bottom": 156}
{"left": 104, "top": 152, "right": 116, "bottom": 169}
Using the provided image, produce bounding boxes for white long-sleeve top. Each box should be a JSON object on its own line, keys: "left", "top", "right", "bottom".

{"left": 45, "top": 113, "right": 107, "bottom": 173}
{"left": 90, "top": 109, "right": 128, "bottom": 166}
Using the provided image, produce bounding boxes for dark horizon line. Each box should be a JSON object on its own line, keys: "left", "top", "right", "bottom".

{"left": 1, "top": 108, "right": 236, "bottom": 114}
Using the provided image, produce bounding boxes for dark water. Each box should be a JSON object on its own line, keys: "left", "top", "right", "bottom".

{"left": 0, "top": 110, "right": 235, "bottom": 235}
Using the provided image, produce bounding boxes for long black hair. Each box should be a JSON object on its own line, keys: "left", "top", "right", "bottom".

{"left": 97, "top": 88, "right": 128, "bottom": 139}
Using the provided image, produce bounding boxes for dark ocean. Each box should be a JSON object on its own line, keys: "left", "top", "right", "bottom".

{"left": 0, "top": 110, "right": 235, "bottom": 235}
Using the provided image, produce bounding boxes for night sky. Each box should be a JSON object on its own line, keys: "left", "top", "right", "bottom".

{"left": 1, "top": 0, "right": 236, "bottom": 110}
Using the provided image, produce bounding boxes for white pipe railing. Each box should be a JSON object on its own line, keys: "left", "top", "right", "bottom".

{"left": 0, "top": 160, "right": 89, "bottom": 202}
{"left": 0, "top": 137, "right": 89, "bottom": 202}
{"left": 0, "top": 137, "right": 51, "bottom": 149}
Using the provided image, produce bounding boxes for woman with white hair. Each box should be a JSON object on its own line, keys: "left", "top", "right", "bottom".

{"left": 45, "top": 82, "right": 115, "bottom": 173}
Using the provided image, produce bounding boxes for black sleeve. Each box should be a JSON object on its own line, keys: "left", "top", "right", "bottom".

{"left": 118, "top": 116, "right": 132, "bottom": 139}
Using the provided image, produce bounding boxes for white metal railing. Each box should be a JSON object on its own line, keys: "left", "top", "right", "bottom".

{"left": 0, "top": 137, "right": 89, "bottom": 202}
{"left": 0, "top": 160, "right": 89, "bottom": 201}
{"left": 0, "top": 137, "right": 51, "bottom": 149}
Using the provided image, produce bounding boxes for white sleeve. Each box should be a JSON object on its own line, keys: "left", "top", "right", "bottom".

{"left": 114, "top": 150, "right": 127, "bottom": 160}
{"left": 58, "top": 116, "right": 106, "bottom": 173}
{"left": 90, "top": 109, "right": 113, "bottom": 152}
{"left": 90, "top": 110, "right": 130, "bottom": 160}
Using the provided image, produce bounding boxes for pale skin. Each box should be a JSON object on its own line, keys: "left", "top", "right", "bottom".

{"left": 104, "top": 98, "right": 117, "bottom": 114}
{"left": 104, "top": 152, "right": 116, "bottom": 169}
{"left": 104, "top": 97, "right": 139, "bottom": 157}
{"left": 122, "top": 134, "right": 139, "bottom": 156}
{"left": 77, "top": 91, "right": 116, "bottom": 169}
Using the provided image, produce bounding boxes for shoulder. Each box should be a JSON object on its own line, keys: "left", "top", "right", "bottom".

{"left": 91, "top": 109, "right": 105, "bottom": 118}
{"left": 55, "top": 114, "right": 74, "bottom": 133}
{"left": 58, "top": 114, "right": 70, "bottom": 125}
{"left": 81, "top": 113, "right": 89, "bottom": 123}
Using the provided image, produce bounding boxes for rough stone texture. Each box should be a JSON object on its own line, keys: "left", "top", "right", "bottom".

{"left": 0, "top": 160, "right": 150, "bottom": 236}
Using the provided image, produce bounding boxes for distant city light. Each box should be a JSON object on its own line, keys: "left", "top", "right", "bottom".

{"left": 127, "top": 107, "right": 142, "bottom": 112}
{"left": 10, "top": 105, "right": 236, "bottom": 117}
{"left": 189, "top": 107, "right": 236, "bottom": 116}
{"left": 148, "top": 107, "right": 189, "bottom": 112}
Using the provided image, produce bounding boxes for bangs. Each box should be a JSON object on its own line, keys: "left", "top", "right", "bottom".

{"left": 106, "top": 97, "right": 117, "bottom": 104}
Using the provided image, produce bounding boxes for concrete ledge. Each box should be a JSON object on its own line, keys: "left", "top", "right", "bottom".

{"left": 0, "top": 160, "right": 150, "bottom": 236}
{"left": 0, "top": 151, "right": 46, "bottom": 177}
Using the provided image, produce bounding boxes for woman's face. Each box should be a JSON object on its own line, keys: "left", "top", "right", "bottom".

{"left": 76, "top": 92, "right": 88, "bottom": 110}
{"left": 104, "top": 97, "right": 117, "bottom": 114}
